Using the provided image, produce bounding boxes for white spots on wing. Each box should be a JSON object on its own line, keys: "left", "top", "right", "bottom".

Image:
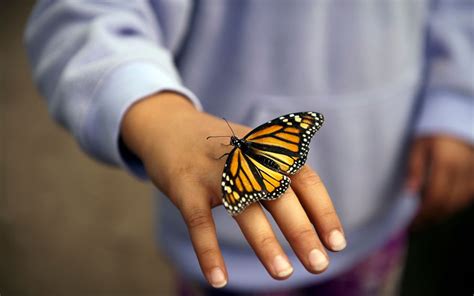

{"left": 280, "top": 111, "right": 323, "bottom": 175}
{"left": 221, "top": 111, "right": 325, "bottom": 216}
{"left": 260, "top": 176, "right": 290, "bottom": 201}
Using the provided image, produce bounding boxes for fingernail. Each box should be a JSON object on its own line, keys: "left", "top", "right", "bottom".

{"left": 209, "top": 267, "right": 227, "bottom": 288}
{"left": 328, "top": 230, "right": 347, "bottom": 251}
{"left": 272, "top": 255, "right": 293, "bottom": 277}
{"left": 308, "top": 249, "right": 328, "bottom": 272}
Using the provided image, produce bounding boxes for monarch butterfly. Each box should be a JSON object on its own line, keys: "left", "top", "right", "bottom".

{"left": 213, "top": 112, "right": 324, "bottom": 216}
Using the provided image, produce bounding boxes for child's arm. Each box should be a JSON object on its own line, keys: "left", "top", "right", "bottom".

{"left": 121, "top": 91, "right": 346, "bottom": 287}
{"left": 25, "top": 2, "right": 345, "bottom": 288}
{"left": 406, "top": 0, "right": 474, "bottom": 227}
{"left": 24, "top": 1, "right": 201, "bottom": 174}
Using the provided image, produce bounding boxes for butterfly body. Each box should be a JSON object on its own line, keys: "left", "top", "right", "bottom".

{"left": 220, "top": 112, "right": 324, "bottom": 216}
{"left": 230, "top": 136, "right": 245, "bottom": 149}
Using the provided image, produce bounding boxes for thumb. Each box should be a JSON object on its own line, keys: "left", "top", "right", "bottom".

{"left": 406, "top": 138, "right": 430, "bottom": 193}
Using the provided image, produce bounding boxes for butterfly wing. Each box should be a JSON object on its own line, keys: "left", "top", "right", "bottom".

{"left": 221, "top": 111, "right": 323, "bottom": 216}
{"left": 244, "top": 112, "right": 324, "bottom": 174}
{"left": 221, "top": 147, "right": 290, "bottom": 216}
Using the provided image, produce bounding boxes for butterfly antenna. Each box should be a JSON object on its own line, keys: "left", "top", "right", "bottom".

{"left": 205, "top": 118, "right": 236, "bottom": 140}
{"left": 206, "top": 135, "right": 231, "bottom": 140}
{"left": 222, "top": 118, "right": 236, "bottom": 137}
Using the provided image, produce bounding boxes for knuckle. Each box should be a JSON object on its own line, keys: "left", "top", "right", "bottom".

{"left": 167, "top": 165, "right": 200, "bottom": 199}
{"left": 185, "top": 208, "right": 212, "bottom": 230}
{"left": 198, "top": 246, "right": 218, "bottom": 259}
{"left": 318, "top": 207, "right": 337, "bottom": 220}
{"left": 175, "top": 164, "right": 199, "bottom": 183}
{"left": 288, "top": 227, "right": 316, "bottom": 243}
{"left": 297, "top": 167, "right": 323, "bottom": 187}
{"left": 258, "top": 234, "right": 277, "bottom": 249}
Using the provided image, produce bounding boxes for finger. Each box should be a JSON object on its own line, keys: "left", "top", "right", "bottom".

{"left": 417, "top": 158, "right": 452, "bottom": 224}
{"left": 454, "top": 149, "right": 474, "bottom": 210}
{"left": 447, "top": 166, "right": 472, "bottom": 215}
{"left": 406, "top": 139, "right": 429, "bottom": 192}
{"left": 234, "top": 203, "right": 294, "bottom": 280}
{"left": 291, "top": 166, "right": 346, "bottom": 252}
{"left": 262, "top": 188, "right": 330, "bottom": 274}
{"left": 179, "top": 196, "right": 228, "bottom": 288}
{"left": 461, "top": 155, "right": 474, "bottom": 206}
{"left": 463, "top": 163, "right": 474, "bottom": 204}
{"left": 468, "top": 153, "right": 474, "bottom": 196}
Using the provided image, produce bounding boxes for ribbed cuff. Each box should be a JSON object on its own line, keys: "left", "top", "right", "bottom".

{"left": 416, "top": 90, "right": 474, "bottom": 144}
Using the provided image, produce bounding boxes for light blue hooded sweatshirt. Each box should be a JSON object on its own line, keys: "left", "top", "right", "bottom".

{"left": 25, "top": 0, "right": 473, "bottom": 291}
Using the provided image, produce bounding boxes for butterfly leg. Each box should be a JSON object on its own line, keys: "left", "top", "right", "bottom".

{"left": 215, "top": 153, "right": 230, "bottom": 160}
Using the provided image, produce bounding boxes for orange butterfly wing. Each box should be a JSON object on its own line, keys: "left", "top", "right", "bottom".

{"left": 220, "top": 112, "right": 323, "bottom": 216}
{"left": 221, "top": 148, "right": 290, "bottom": 216}
{"left": 244, "top": 112, "right": 324, "bottom": 174}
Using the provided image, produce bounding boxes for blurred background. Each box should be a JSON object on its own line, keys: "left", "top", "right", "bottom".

{"left": 0, "top": 1, "right": 472, "bottom": 295}
{"left": 1, "top": 1, "right": 174, "bottom": 295}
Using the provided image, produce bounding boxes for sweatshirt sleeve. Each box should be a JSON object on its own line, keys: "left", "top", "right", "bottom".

{"left": 24, "top": 1, "right": 201, "bottom": 178}
{"left": 416, "top": 0, "right": 474, "bottom": 144}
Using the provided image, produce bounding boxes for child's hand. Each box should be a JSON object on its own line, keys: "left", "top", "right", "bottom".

{"left": 407, "top": 135, "right": 473, "bottom": 228}
{"left": 121, "top": 92, "right": 345, "bottom": 288}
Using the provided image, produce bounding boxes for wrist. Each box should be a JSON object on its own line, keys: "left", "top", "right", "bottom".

{"left": 121, "top": 91, "right": 198, "bottom": 161}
